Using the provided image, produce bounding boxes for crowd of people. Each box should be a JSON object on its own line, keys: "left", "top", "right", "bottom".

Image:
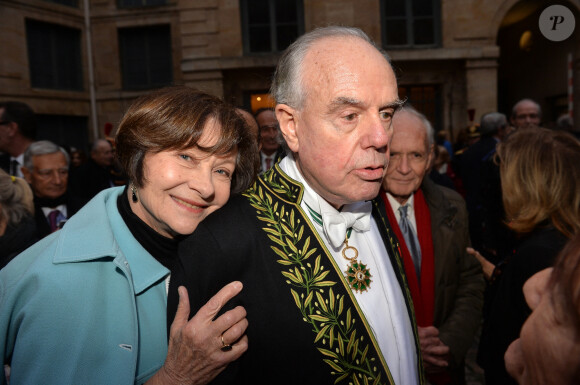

{"left": 1, "top": 26, "right": 580, "bottom": 385}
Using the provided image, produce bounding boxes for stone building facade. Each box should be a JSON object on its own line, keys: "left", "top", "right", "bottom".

{"left": 1, "top": 0, "right": 579, "bottom": 150}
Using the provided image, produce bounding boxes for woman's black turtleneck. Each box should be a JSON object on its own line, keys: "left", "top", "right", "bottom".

{"left": 117, "top": 186, "right": 181, "bottom": 272}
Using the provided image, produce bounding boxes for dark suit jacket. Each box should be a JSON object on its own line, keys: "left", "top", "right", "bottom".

{"left": 458, "top": 136, "right": 506, "bottom": 255}
{"left": 0, "top": 153, "right": 10, "bottom": 175}
{"left": 33, "top": 194, "right": 84, "bottom": 239}
{"left": 169, "top": 165, "right": 425, "bottom": 385}
{"left": 459, "top": 136, "right": 498, "bottom": 212}
{"left": 422, "top": 178, "right": 484, "bottom": 371}
{"left": 259, "top": 147, "right": 286, "bottom": 173}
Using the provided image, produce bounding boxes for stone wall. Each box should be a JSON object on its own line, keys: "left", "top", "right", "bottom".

{"left": 1, "top": 0, "right": 579, "bottom": 142}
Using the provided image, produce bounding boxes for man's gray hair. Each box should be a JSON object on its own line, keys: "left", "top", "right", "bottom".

{"left": 270, "top": 26, "right": 390, "bottom": 109}
{"left": 511, "top": 98, "right": 542, "bottom": 119}
{"left": 399, "top": 105, "right": 435, "bottom": 150}
{"left": 480, "top": 112, "right": 507, "bottom": 136}
{"left": 92, "top": 138, "right": 112, "bottom": 153}
{"left": 23, "top": 140, "right": 70, "bottom": 170}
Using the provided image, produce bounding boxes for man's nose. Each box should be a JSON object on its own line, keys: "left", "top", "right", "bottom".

{"left": 397, "top": 155, "right": 411, "bottom": 173}
{"left": 362, "top": 117, "right": 391, "bottom": 150}
{"left": 53, "top": 172, "right": 63, "bottom": 184}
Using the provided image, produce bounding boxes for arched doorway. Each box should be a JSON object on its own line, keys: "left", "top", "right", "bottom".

{"left": 497, "top": 0, "right": 580, "bottom": 127}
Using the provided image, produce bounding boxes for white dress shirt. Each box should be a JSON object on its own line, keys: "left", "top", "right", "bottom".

{"left": 387, "top": 193, "right": 418, "bottom": 233}
{"left": 10, "top": 154, "right": 24, "bottom": 178}
{"left": 260, "top": 151, "right": 276, "bottom": 173}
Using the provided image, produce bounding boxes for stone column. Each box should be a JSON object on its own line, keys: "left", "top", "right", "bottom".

{"left": 465, "top": 57, "right": 499, "bottom": 124}
{"left": 178, "top": 0, "right": 225, "bottom": 97}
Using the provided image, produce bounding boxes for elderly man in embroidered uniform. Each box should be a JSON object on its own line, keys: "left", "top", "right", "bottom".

{"left": 168, "top": 26, "right": 424, "bottom": 385}
{"left": 380, "top": 107, "right": 484, "bottom": 384}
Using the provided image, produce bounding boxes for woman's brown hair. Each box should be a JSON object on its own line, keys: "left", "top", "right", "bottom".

{"left": 115, "top": 86, "right": 258, "bottom": 194}
{"left": 498, "top": 127, "right": 580, "bottom": 238}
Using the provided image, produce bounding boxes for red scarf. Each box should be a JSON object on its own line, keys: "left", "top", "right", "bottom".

{"left": 380, "top": 188, "right": 435, "bottom": 327}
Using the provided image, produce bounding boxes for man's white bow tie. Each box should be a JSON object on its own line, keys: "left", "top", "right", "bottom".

{"left": 320, "top": 201, "right": 372, "bottom": 248}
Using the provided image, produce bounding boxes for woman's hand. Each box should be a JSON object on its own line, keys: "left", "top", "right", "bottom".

{"left": 466, "top": 247, "right": 495, "bottom": 281}
{"left": 147, "top": 282, "right": 248, "bottom": 385}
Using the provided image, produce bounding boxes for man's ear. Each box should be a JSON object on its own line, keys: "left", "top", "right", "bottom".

{"left": 276, "top": 104, "right": 299, "bottom": 153}
{"left": 21, "top": 167, "right": 33, "bottom": 184}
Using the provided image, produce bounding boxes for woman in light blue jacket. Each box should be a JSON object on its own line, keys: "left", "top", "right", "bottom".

{"left": 0, "top": 86, "right": 258, "bottom": 384}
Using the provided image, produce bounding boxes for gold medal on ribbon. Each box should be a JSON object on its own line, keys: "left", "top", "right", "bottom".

{"left": 342, "top": 235, "right": 372, "bottom": 293}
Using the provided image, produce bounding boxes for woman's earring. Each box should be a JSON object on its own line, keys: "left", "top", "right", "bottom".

{"left": 131, "top": 184, "right": 138, "bottom": 203}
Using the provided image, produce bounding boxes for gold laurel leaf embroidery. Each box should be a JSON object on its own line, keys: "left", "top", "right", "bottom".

{"left": 329, "top": 288, "right": 335, "bottom": 311}
{"left": 303, "top": 247, "right": 316, "bottom": 261}
{"left": 268, "top": 234, "right": 287, "bottom": 247}
{"left": 352, "top": 340, "right": 360, "bottom": 361}
{"left": 281, "top": 223, "right": 293, "bottom": 237}
{"left": 316, "top": 291, "right": 328, "bottom": 312}
{"left": 298, "top": 225, "right": 304, "bottom": 239}
{"left": 271, "top": 246, "right": 289, "bottom": 260}
{"left": 315, "top": 324, "right": 331, "bottom": 343}
{"left": 263, "top": 227, "right": 281, "bottom": 237}
{"left": 310, "top": 314, "right": 331, "bottom": 322}
{"left": 324, "top": 359, "right": 343, "bottom": 373}
{"left": 338, "top": 334, "right": 345, "bottom": 356}
{"left": 360, "top": 344, "right": 369, "bottom": 363}
{"left": 329, "top": 326, "right": 335, "bottom": 349}
{"left": 281, "top": 271, "right": 301, "bottom": 284}
{"left": 318, "top": 348, "right": 339, "bottom": 359}
{"left": 244, "top": 177, "right": 394, "bottom": 385}
{"left": 291, "top": 289, "right": 301, "bottom": 308}
{"left": 315, "top": 281, "right": 336, "bottom": 287}
{"left": 312, "top": 270, "right": 331, "bottom": 283}
{"left": 304, "top": 291, "right": 314, "bottom": 307}
{"left": 335, "top": 372, "right": 350, "bottom": 383}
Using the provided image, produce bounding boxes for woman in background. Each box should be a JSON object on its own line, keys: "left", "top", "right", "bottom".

{"left": 0, "top": 170, "right": 36, "bottom": 268}
{"left": 0, "top": 86, "right": 258, "bottom": 385}
{"left": 469, "top": 127, "right": 580, "bottom": 385}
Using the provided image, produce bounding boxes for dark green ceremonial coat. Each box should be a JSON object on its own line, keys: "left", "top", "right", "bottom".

{"left": 168, "top": 165, "right": 425, "bottom": 385}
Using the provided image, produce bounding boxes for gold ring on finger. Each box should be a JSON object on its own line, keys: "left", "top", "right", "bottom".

{"left": 220, "top": 334, "right": 233, "bottom": 352}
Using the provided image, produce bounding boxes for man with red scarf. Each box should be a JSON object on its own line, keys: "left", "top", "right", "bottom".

{"left": 380, "top": 106, "right": 484, "bottom": 384}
